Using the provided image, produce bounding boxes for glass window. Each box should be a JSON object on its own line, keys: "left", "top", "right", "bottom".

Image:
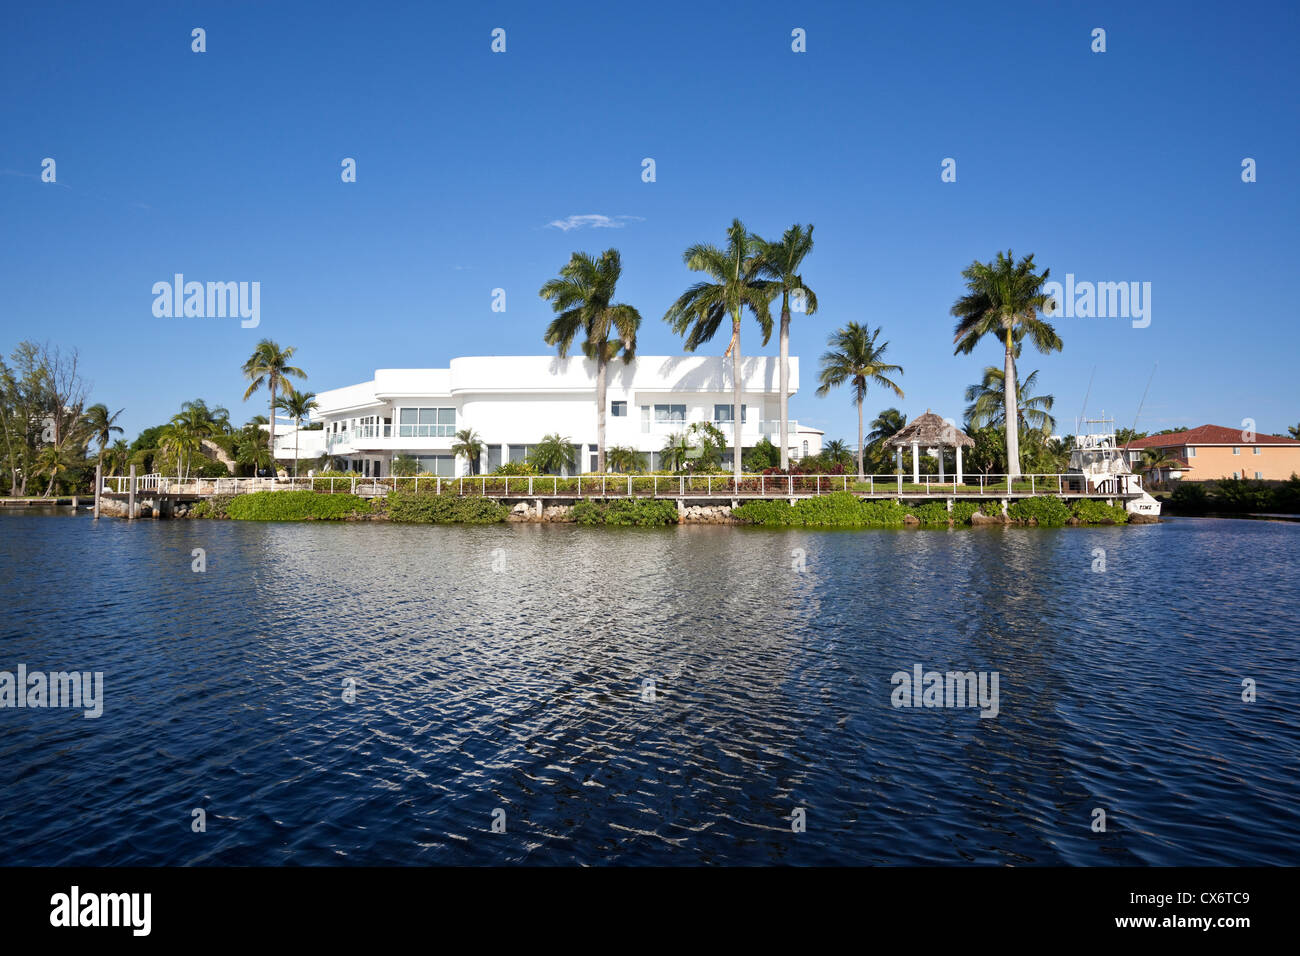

{"left": 714, "top": 404, "right": 747, "bottom": 423}
{"left": 1233, "top": 471, "right": 1240, "bottom": 479}
{"left": 486, "top": 444, "right": 502, "bottom": 471}
{"left": 641, "top": 405, "right": 651, "bottom": 433}
{"left": 611, "top": 401, "right": 627, "bottom": 417}
{"left": 398, "top": 407, "right": 456, "bottom": 437}
{"left": 1253, "top": 446, "right": 1261, "bottom": 455}
{"left": 509, "top": 445, "right": 530, "bottom": 464}
{"left": 655, "top": 404, "right": 686, "bottom": 423}
{"left": 399, "top": 408, "right": 417, "bottom": 424}
{"left": 1186, "top": 447, "right": 1196, "bottom": 457}
{"left": 1254, "top": 471, "right": 1263, "bottom": 479}
{"left": 1232, "top": 447, "right": 1240, "bottom": 455}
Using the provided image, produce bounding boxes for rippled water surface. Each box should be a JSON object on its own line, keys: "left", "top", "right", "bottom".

{"left": 2, "top": 513, "right": 1298, "bottom": 865}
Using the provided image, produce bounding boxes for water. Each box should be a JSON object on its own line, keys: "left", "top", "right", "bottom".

{"left": 1, "top": 513, "right": 1297, "bottom": 865}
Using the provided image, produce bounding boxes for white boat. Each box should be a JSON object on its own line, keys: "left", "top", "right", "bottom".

{"left": 1067, "top": 418, "right": 1161, "bottom": 517}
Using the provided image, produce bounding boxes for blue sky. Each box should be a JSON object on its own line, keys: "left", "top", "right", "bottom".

{"left": 2, "top": 0, "right": 1297, "bottom": 443}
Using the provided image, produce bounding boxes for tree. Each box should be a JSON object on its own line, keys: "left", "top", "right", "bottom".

{"left": 865, "top": 408, "right": 907, "bottom": 471}
{"left": 1141, "top": 447, "right": 1181, "bottom": 489}
{"left": 815, "top": 323, "right": 904, "bottom": 479}
{"left": 753, "top": 224, "right": 817, "bottom": 470}
{"left": 390, "top": 455, "right": 419, "bottom": 477}
{"left": 664, "top": 219, "right": 774, "bottom": 484}
{"left": 685, "top": 421, "right": 727, "bottom": 471}
{"left": 1289, "top": 424, "right": 1300, "bottom": 440}
{"left": 451, "top": 428, "right": 486, "bottom": 475}
{"left": 234, "top": 416, "right": 272, "bottom": 476}
{"left": 951, "top": 251, "right": 1061, "bottom": 479}
{"left": 605, "top": 445, "right": 645, "bottom": 473}
{"left": 242, "top": 340, "right": 305, "bottom": 476}
{"left": 964, "top": 367, "right": 1056, "bottom": 436}
{"left": 527, "top": 433, "right": 576, "bottom": 475}
{"left": 821, "top": 438, "right": 854, "bottom": 471}
{"left": 540, "top": 249, "right": 641, "bottom": 474}
{"left": 660, "top": 432, "right": 692, "bottom": 473}
{"left": 82, "top": 403, "right": 124, "bottom": 476}
{"left": 273, "top": 386, "right": 319, "bottom": 478}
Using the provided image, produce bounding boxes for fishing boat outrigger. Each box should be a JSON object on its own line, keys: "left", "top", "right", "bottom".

{"left": 1065, "top": 418, "right": 1161, "bottom": 517}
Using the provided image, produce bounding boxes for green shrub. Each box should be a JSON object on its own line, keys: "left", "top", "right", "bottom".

{"left": 1007, "top": 495, "right": 1071, "bottom": 526}
{"left": 980, "top": 500, "right": 1004, "bottom": 516}
{"left": 734, "top": 492, "right": 911, "bottom": 527}
{"left": 309, "top": 470, "right": 354, "bottom": 492}
{"left": 386, "top": 491, "right": 508, "bottom": 524}
{"left": 950, "top": 501, "right": 979, "bottom": 525}
{"left": 1070, "top": 499, "right": 1129, "bottom": 524}
{"left": 905, "top": 501, "right": 951, "bottom": 525}
{"left": 571, "top": 498, "right": 678, "bottom": 526}
{"left": 492, "top": 461, "right": 538, "bottom": 476}
{"left": 194, "top": 460, "right": 230, "bottom": 478}
{"left": 227, "top": 490, "right": 368, "bottom": 521}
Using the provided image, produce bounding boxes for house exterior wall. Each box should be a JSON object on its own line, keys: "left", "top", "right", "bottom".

{"left": 1130, "top": 440, "right": 1300, "bottom": 481}
{"left": 308, "top": 355, "right": 819, "bottom": 476}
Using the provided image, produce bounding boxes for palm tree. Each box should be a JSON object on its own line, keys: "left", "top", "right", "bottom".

{"left": 241, "top": 340, "right": 306, "bottom": 477}
{"left": 1141, "top": 447, "right": 1181, "bottom": 489}
{"left": 1289, "top": 423, "right": 1300, "bottom": 440}
{"left": 605, "top": 445, "right": 644, "bottom": 473}
{"left": 528, "top": 433, "right": 577, "bottom": 475}
{"left": 660, "top": 432, "right": 691, "bottom": 473}
{"left": 816, "top": 324, "right": 904, "bottom": 479}
{"left": 964, "top": 367, "right": 1056, "bottom": 436}
{"left": 234, "top": 417, "right": 272, "bottom": 476}
{"left": 159, "top": 421, "right": 203, "bottom": 481}
{"left": 37, "top": 445, "right": 70, "bottom": 497}
{"left": 274, "top": 386, "right": 319, "bottom": 478}
{"left": 753, "top": 224, "right": 817, "bottom": 470}
{"left": 821, "top": 438, "right": 854, "bottom": 470}
{"left": 865, "top": 408, "right": 907, "bottom": 472}
{"left": 82, "top": 403, "right": 124, "bottom": 475}
{"left": 951, "top": 250, "right": 1061, "bottom": 479}
{"left": 105, "top": 438, "right": 130, "bottom": 476}
{"left": 539, "top": 249, "right": 642, "bottom": 474}
{"left": 451, "top": 428, "right": 486, "bottom": 475}
{"left": 664, "top": 219, "right": 774, "bottom": 484}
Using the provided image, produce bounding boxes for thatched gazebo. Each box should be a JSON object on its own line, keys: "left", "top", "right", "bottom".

{"left": 885, "top": 410, "right": 975, "bottom": 484}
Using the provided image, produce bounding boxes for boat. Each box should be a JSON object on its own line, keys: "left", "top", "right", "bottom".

{"left": 1066, "top": 418, "right": 1161, "bottom": 516}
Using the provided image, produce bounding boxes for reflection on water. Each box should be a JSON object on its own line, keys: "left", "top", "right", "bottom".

{"left": 0, "top": 514, "right": 1297, "bottom": 865}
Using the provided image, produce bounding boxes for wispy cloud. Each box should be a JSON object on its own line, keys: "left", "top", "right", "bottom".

{"left": 545, "top": 214, "right": 644, "bottom": 232}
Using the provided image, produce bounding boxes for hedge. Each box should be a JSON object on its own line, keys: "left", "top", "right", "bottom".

{"left": 226, "top": 490, "right": 369, "bottom": 521}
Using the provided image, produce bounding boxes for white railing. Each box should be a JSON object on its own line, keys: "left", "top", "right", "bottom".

{"left": 99, "top": 472, "right": 1114, "bottom": 499}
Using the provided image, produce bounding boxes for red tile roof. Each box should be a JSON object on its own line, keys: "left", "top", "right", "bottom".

{"left": 1124, "top": 425, "right": 1300, "bottom": 449}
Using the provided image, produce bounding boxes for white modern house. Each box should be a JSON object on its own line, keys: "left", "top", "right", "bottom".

{"left": 302, "top": 355, "right": 822, "bottom": 477}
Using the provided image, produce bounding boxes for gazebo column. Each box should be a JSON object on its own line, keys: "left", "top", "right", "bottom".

{"left": 911, "top": 442, "right": 920, "bottom": 483}
{"left": 956, "top": 445, "right": 964, "bottom": 486}
{"left": 938, "top": 445, "right": 945, "bottom": 483}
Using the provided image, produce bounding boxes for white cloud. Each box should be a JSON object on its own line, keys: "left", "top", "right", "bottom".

{"left": 546, "top": 214, "right": 644, "bottom": 232}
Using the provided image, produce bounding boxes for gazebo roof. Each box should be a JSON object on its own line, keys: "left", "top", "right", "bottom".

{"left": 885, "top": 410, "right": 974, "bottom": 448}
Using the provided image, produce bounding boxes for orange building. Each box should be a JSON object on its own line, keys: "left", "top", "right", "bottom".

{"left": 1124, "top": 425, "right": 1300, "bottom": 482}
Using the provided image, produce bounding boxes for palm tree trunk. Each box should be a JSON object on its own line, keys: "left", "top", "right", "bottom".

{"left": 1003, "top": 330, "right": 1021, "bottom": 480}
{"left": 731, "top": 314, "right": 743, "bottom": 485}
{"left": 268, "top": 380, "right": 277, "bottom": 478}
{"left": 596, "top": 352, "right": 608, "bottom": 474}
{"left": 294, "top": 420, "right": 300, "bottom": 479}
{"left": 857, "top": 397, "right": 864, "bottom": 480}
{"left": 779, "top": 300, "right": 790, "bottom": 471}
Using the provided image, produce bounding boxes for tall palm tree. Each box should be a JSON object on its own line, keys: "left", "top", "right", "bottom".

{"left": 105, "top": 438, "right": 130, "bottom": 476}
{"left": 664, "top": 219, "right": 774, "bottom": 484}
{"left": 539, "top": 249, "right": 642, "bottom": 474}
{"left": 241, "top": 340, "right": 306, "bottom": 476}
{"left": 753, "top": 224, "right": 817, "bottom": 470}
{"left": 451, "top": 428, "right": 486, "bottom": 475}
{"left": 951, "top": 251, "right": 1061, "bottom": 479}
{"left": 274, "top": 386, "right": 319, "bottom": 478}
{"left": 82, "top": 403, "right": 124, "bottom": 474}
{"left": 964, "top": 367, "right": 1056, "bottom": 436}
{"left": 816, "top": 324, "right": 904, "bottom": 480}
{"left": 159, "top": 420, "right": 204, "bottom": 481}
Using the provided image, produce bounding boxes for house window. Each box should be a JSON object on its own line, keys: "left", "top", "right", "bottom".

{"left": 1232, "top": 447, "right": 1240, "bottom": 455}
{"left": 713, "top": 404, "right": 747, "bottom": 423}
{"left": 508, "top": 445, "right": 531, "bottom": 464}
{"left": 1254, "top": 471, "right": 1263, "bottom": 479}
{"left": 802, "top": 440, "right": 809, "bottom": 457}
{"left": 654, "top": 404, "right": 686, "bottom": 424}
{"left": 411, "top": 455, "right": 455, "bottom": 476}
{"left": 1253, "top": 446, "right": 1261, "bottom": 455}
{"left": 611, "top": 401, "right": 627, "bottom": 417}
{"left": 1233, "top": 471, "right": 1240, "bottom": 479}
{"left": 397, "top": 407, "right": 456, "bottom": 437}
{"left": 486, "top": 444, "right": 502, "bottom": 471}
{"left": 1186, "top": 447, "right": 1196, "bottom": 457}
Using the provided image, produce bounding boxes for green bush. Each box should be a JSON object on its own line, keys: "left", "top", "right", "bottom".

{"left": 571, "top": 498, "right": 678, "bottom": 526}
{"left": 227, "top": 490, "right": 369, "bottom": 521}
{"left": 980, "top": 500, "right": 1004, "bottom": 516}
{"left": 386, "top": 491, "right": 508, "bottom": 524}
{"left": 905, "top": 501, "right": 951, "bottom": 525}
{"left": 309, "top": 470, "right": 354, "bottom": 492}
{"left": 492, "top": 461, "right": 538, "bottom": 476}
{"left": 1007, "top": 495, "right": 1071, "bottom": 527}
{"left": 1070, "top": 499, "right": 1129, "bottom": 524}
{"left": 950, "top": 501, "right": 979, "bottom": 525}
{"left": 733, "top": 492, "right": 912, "bottom": 527}
{"left": 194, "top": 460, "right": 231, "bottom": 478}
